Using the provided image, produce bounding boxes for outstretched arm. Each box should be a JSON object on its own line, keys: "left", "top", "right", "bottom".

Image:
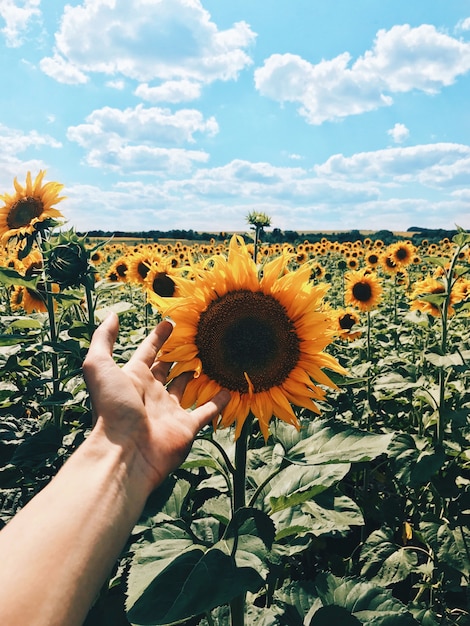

{"left": 0, "top": 313, "right": 229, "bottom": 626}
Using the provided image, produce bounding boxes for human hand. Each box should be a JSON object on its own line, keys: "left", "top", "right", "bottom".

{"left": 83, "top": 313, "right": 230, "bottom": 492}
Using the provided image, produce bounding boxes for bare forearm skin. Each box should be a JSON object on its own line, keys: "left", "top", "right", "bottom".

{"left": 0, "top": 423, "right": 151, "bottom": 626}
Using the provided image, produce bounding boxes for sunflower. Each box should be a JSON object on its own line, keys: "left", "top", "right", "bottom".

{"left": 380, "top": 252, "right": 400, "bottom": 275}
{"left": 344, "top": 269, "right": 383, "bottom": 312}
{"left": 409, "top": 275, "right": 460, "bottom": 317}
{"left": 144, "top": 261, "right": 183, "bottom": 298}
{"left": 335, "top": 309, "right": 362, "bottom": 341}
{"left": 389, "top": 241, "right": 416, "bottom": 268}
{"left": 0, "top": 171, "right": 65, "bottom": 242}
{"left": 149, "top": 236, "right": 346, "bottom": 440}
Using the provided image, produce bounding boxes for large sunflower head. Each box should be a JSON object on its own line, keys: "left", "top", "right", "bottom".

{"left": 0, "top": 171, "right": 65, "bottom": 243}
{"left": 344, "top": 268, "right": 383, "bottom": 312}
{"left": 149, "top": 236, "right": 347, "bottom": 440}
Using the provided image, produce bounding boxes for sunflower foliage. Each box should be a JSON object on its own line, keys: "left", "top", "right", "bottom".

{"left": 0, "top": 177, "right": 469, "bottom": 626}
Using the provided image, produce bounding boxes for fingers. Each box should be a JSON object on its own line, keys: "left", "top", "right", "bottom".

{"left": 190, "top": 389, "right": 231, "bottom": 433}
{"left": 83, "top": 313, "right": 119, "bottom": 383}
{"left": 166, "top": 371, "right": 193, "bottom": 401}
{"left": 129, "top": 320, "right": 174, "bottom": 368}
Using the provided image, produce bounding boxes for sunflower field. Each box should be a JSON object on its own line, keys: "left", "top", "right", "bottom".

{"left": 1, "top": 172, "right": 470, "bottom": 626}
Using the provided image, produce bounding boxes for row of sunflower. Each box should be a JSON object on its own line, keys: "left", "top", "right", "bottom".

{"left": 1, "top": 172, "right": 470, "bottom": 625}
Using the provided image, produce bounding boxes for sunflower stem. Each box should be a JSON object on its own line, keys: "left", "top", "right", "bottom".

{"left": 230, "top": 415, "right": 252, "bottom": 626}
{"left": 45, "top": 282, "right": 61, "bottom": 428}
{"left": 84, "top": 280, "right": 96, "bottom": 341}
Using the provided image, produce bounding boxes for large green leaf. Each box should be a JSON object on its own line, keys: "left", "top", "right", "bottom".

{"left": 420, "top": 518, "right": 470, "bottom": 577}
{"left": 285, "top": 420, "right": 393, "bottom": 465}
{"left": 0, "top": 267, "right": 38, "bottom": 288}
{"left": 388, "top": 434, "right": 446, "bottom": 487}
{"left": 266, "top": 463, "right": 350, "bottom": 513}
{"left": 305, "top": 573, "right": 419, "bottom": 625}
{"left": 126, "top": 508, "right": 274, "bottom": 624}
{"left": 360, "top": 527, "right": 419, "bottom": 584}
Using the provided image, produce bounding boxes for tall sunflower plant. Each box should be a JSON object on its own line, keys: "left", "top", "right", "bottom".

{"left": 124, "top": 235, "right": 396, "bottom": 626}
{"left": 0, "top": 172, "right": 105, "bottom": 430}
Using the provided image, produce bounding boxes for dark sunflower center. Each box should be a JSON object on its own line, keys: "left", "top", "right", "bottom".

{"left": 116, "top": 263, "right": 128, "bottom": 277}
{"left": 152, "top": 272, "right": 176, "bottom": 297}
{"left": 138, "top": 261, "right": 150, "bottom": 279}
{"left": 195, "top": 289, "right": 300, "bottom": 393}
{"left": 7, "top": 197, "right": 44, "bottom": 229}
{"left": 352, "top": 281, "right": 372, "bottom": 302}
{"left": 368, "top": 254, "right": 378, "bottom": 264}
{"left": 339, "top": 313, "right": 356, "bottom": 330}
{"left": 395, "top": 248, "right": 408, "bottom": 261}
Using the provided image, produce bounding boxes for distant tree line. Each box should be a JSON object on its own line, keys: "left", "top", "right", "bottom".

{"left": 79, "top": 226, "right": 459, "bottom": 246}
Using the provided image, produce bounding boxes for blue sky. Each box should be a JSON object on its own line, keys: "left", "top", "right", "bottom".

{"left": 1, "top": 0, "right": 470, "bottom": 234}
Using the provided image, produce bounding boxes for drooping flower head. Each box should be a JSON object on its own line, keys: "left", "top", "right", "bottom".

{"left": 0, "top": 171, "right": 65, "bottom": 243}
{"left": 149, "top": 236, "right": 347, "bottom": 440}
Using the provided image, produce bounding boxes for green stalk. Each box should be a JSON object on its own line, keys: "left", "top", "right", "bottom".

{"left": 436, "top": 246, "right": 459, "bottom": 446}
{"left": 84, "top": 279, "right": 96, "bottom": 340}
{"left": 230, "top": 415, "right": 252, "bottom": 626}
{"left": 45, "top": 283, "right": 61, "bottom": 428}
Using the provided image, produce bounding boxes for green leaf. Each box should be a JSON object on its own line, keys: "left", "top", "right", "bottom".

{"left": 182, "top": 436, "right": 232, "bottom": 478}
{"left": 308, "top": 605, "right": 362, "bottom": 626}
{"left": 0, "top": 334, "right": 37, "bottom": 346}
{"left": 273, "top": 580, "right": 317, "bottom": 625}
{"left": 267, "top": 463, "right": 350, "bottom": 513}
{"left": 39, "top": 391, "right": 75, "bottom": 406}
{"left": 424, "top": 350, "right": 470, "bottom": 368}
{"left": 360, "top": 527, "right": 419, "bottom": 584}
{"left": 286, "top": 419, "right": 393, "bottom": 465}
{"left": 10, "top": 426, "right": 63, "bottom": 469}
{"left": 388, "top": 434, "right": 445, "bottom": 487}
{"left": 420, "top": 519, "right": 470, "bottom": 577}
{"left": 7, "top": 318, "right": 42, "bottom": 330}
{"left": 126, "top": 509, "right": 274, "bottom": 624}
{"left": 306, "top": 573, "right": 419, "bottom": 625}
{"left": 0, "top": 267, "right": 38, "bottom": 288}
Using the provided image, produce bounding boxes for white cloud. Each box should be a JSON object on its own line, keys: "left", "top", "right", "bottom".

{"left": 40, "top": 0, "right": 255, "bottom": 93}
{"left": 106, "top": 79, "right": 126, "bottom": 90}
{"left": 387, "top": 123, "right": 410, "bottom": 144}
{"left": 39, "top": 52, "right": 88, "bottom": 85}
{"left": 255, "top": 24, "right": 470, "bottom": 124}
{"left": 314, "top": 143, "right": 470, "bottom": 186}
{"left": 0, "top": 0, "right": 40, "bottom": 47}
{"left": 135, "top": 80, "right": 202, "bottom": 103}
{"left": 0, "top": 123, "right": 62, "bottom": 153}
{"left": 456, "top": 17, "right": 470, "bottom": 32}
{"left": 66, "top": 104, "right": 217, "bottom": 173}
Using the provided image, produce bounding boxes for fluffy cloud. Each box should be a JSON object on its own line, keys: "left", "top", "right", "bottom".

{"left": 0, "top": 123, "right": 62, "bottom": 153}
{"left": 40, "top": 0, "right": 255, "bottom": 92}
{"left": 315, "top": 143, "right": 470, "bottom": 186}
{"left": 387, "top": 123, "right": 410, "bottom": 144}
{"left": 0, "top": 0, "right": 40, "bottom": 47}
{"left": 255, "top": 24, "right": 470, "bottom": 124}
{"left": 67, "top": 104, "right": 217, "bottom": 173}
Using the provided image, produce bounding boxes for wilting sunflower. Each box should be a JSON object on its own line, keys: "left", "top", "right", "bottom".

{"left": 149, "top": 236, "right": 346, "bottom": 440}
{"left": 0, "top": 171, "right": 65, "bottom": 242}
{"left": 344, "top": 269, "right": 383, "bottom": 312}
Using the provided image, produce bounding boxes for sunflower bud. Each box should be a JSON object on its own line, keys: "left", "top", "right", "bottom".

{"left": 43, "top": 230, "right": 95, "bottom": 288}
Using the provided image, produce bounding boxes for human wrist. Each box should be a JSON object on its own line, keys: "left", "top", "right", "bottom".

{"left": 81, "top": 422, "right": 155, "bottom": 507}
